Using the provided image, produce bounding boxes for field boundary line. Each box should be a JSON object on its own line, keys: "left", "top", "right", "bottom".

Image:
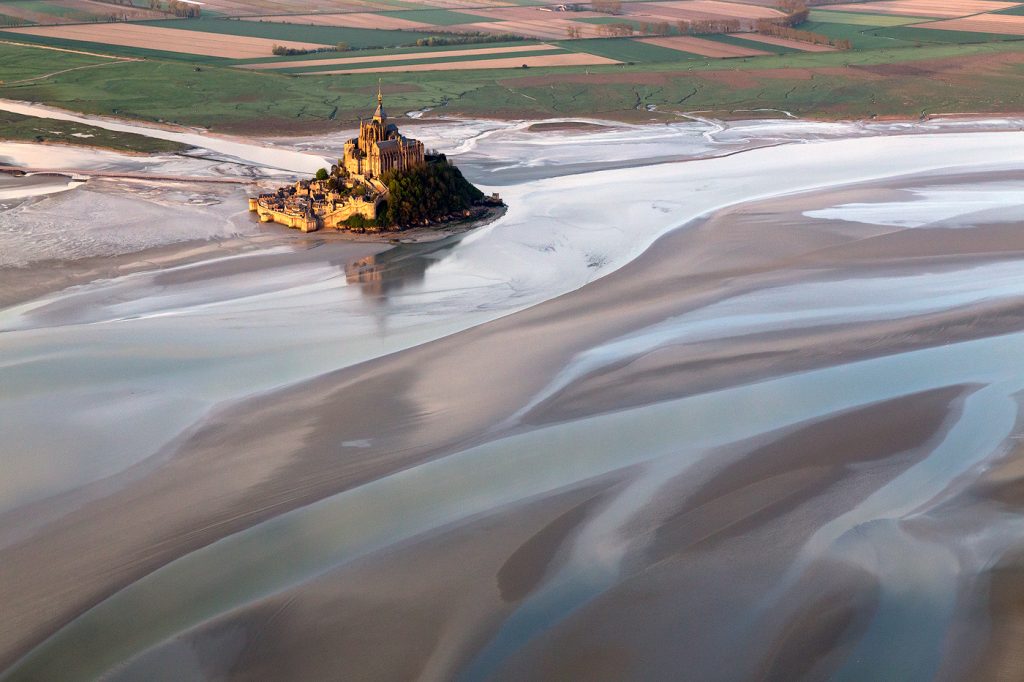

{"left": 6, "top": 60, "right": 136, "bottom": 86}
{"left": 0, "top": 38, "right": 134, "bottom": 60}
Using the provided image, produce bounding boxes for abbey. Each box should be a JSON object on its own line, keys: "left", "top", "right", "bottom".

{"left": 249, "top": 87, "right": 426, "bottom": 233}
{"left": 343, "top": 88, "right": 425, "bottom": 179}
{"left": 249, "top": 88, "right": 495, "bottom": 234}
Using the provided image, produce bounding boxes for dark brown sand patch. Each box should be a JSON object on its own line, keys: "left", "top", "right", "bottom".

{"left": 497, "top": 490, "right": 607, "bottom": 602}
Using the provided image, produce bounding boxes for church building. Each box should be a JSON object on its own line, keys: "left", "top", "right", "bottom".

{"left": 343, "top": 87, "right": 425, "bottom": 180}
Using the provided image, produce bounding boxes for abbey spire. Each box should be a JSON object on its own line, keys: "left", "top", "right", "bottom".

{"left": 373, "top": 79, "right": 387, "bottom": 124}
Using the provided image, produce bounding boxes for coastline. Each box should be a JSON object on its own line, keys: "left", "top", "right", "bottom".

{"left": 0, "top": 203, "right": 506, "bottom": 309}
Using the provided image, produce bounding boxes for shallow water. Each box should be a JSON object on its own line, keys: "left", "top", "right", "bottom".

{"left": 4, "top": 116, "right": 1024, "bottom": 680}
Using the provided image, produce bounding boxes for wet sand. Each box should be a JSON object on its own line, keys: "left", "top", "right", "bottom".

{"left": 5, "top": 159, "right": 1024, "bottom": 680}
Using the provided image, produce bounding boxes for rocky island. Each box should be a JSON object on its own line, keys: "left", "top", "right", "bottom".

{"left": 249, "top": 88, "right": 500, "bottom": 234}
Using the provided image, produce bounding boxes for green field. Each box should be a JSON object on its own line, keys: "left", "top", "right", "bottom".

{"left": 10, "top": 0, "right": 93, "bottom": 21}
{"left": 3, "top": 37, "right": 1022, "bottom": 133}
{"left": 0, "top": 1, "right": 1021, "bottom": 139}
{"left": 797, "top": 20, "right": 923, "bottom": 49}
{"left": 0, "top": 110, "right": 189, "bottom": 153}
{"left": 995, "top": 4, "right": 1024, "bottom": 15}
{"left": 0, "top": 41, "right": 119, "bottom": 81}
{"left": 807, "top": 10, "right": 931, "bottom": 27}
{"left": 701, "top": 33, "right": 800, "bottom": 54}
{"left": 556, "top": 37, "right": 697, "bottom": 63}
{"left": 872, "top": 25, "right": 1024, "bottom": 44}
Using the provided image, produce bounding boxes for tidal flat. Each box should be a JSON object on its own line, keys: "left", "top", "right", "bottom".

{"left": 2, "top": 106, "right": 1024, "bottom": 681}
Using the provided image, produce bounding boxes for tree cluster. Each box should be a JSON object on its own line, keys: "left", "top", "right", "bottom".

{"left": 414, "top": 32, "right": 523, "bottom": 47}
{"left": 380, "top": 159, "right": 484, "bottom": 228}
{"left": 166, "top": 0, "right": 201, "bottom": 17}
{"left": 271, "top": 44, "right": 339, "bottom": 56}
{"left": 771, "top": 1, "right": 810, "bottom": 26}
{"left": 755, "top": 16, "right": 851, "bottom": 48}
{"left": 638, "top": 20, "right": 671, "bottom": 35}
{"left": 596, "top": 22, "right": 636, "bottom": 36}
{"left": 591, "top": 0, "right": 622, "bottom": 15}
{"left": 678, "top": 18, "right": 742, "bottom": 35}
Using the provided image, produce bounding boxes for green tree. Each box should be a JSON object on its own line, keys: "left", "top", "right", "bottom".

{"left": 314, "top": 168, "right": 328, "bottom": 181}
{"left": 381, "top": 160, "right": 483, "bottom": 228}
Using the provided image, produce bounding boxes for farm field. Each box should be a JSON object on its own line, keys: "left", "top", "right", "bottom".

{"left": 241, "top": 12, "right": 438, "bottom": 30}
{"left": 242, "top": 43, "right": 559, "bottom": 70}
{"left": 913, "top": 13, "right": 1024, "bottom": 36}
{"left": 0, "top": 0, "right": 1021, "bottom": 129}
{"left": 824, "top": 0, "right": 1020, "bottom": 19}
{"left": 0, "top": 0, "right": 164, "bottom": 25}
{"left": 638, "top": 35, "right": 770, "bottom": 56}
{"left": 2, "top": 23, "right": 332, "bottom": 58}
{"left": 728, "top": 31, "right": 836, "bottom": 51}
{"left": 134, "top": 16, "right": 440, "bottom": 49}
{"left": 630, "top": 0, "right": 784, "bottom": 20}
{"left": 300, "top": 51, "right": 620, "bottom": 73}
{"left": 806, "top": 9, "right": 930, "bottom": 26}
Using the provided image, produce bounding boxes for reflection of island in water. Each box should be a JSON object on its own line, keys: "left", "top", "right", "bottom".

{"left": 343, "top": 237, "right": 460, "bottom": 299}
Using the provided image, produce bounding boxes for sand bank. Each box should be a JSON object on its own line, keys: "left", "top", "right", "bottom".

{"left": 6, "top": 155, "right": 1024, "bottom": 680}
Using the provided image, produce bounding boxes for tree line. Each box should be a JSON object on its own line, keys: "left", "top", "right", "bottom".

{"left": 755, "top": 19, "right": 852, "bottom": 48}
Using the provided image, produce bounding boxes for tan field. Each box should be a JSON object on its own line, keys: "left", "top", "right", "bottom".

{"left": 729, "top": 32, "right": 837, "bottom": 51}
{"left": 629, "top": 0, "right": 784, "bottom": 20}
{"left": 446, "top": 19, "right": 603, "bottom": 40}
{"left": 196, "top": 0, "right": 392, "bottom": 15}
{"left": 241, "top": 12, "right": 435, "bottom": 30}
{"left": 242, "top": 43, "right": 560, "bottom": 70}
{"left": 638, "top": 35, "right": 770, "bottom": 57}
{"left": 468, "top": 6, "right": 606, "bottom": 21}
{"left": 302, "top": 52, "right": 619, "bottom": 73}
{"left": 825, "top": 0, "right": 1018, "bottom": 18}
{"left": 199, "top": 0, "right": 516, "bottom": 13}
{"left": 659, "top": 0, "right": 784, "bottom": 19}
{"left": 460, "top": 5, "right": 609, "bottom": 37}
{"left": 0, "top": 24, "right": 332, "bottom": 59}
{"left": 0, "top": 0, "right": 165, "bottom": 25}
{"left": 912, "top": 13, "right": 1024, "bottom": 35}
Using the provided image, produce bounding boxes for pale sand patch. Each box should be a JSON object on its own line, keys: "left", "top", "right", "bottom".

{"left": 638, "top": 35, "right": 770, "bottom": 57}
{"left": 301, "top": 52, "right": 619, "bottom": 74}
{"left": 242, "top": 43, "right": 559, "bottom": 70}
{"left": 911, "top": 13, "right": 1024, "bottom": 35}
{"left": 825, "top": 0, "right": 1017, "bottom": 18}
{"left": 240, "top": 12, "right": 434, "bottom": 30}
{"left": 0, "top": 24, "right": 331, "bottom": 59}
{"left": 628, "top": 0, "right": 784, "bottom": 20}
{"left": 444, "top": 17, "right": 602, "bottom": 40}
{"left": 653, "top": 0, "right": 784, "bottom": 18}
{"left": 728, "top": 32, "right": 837, "bottom": 51}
